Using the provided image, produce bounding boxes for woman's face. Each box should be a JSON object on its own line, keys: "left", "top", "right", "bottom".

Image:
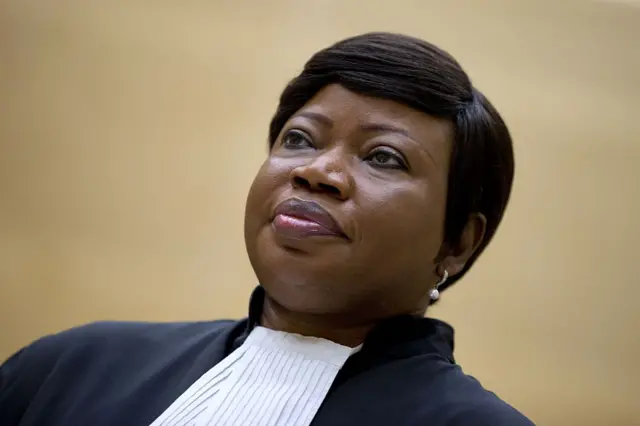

{"left": 244, "top": 84, "right": 456, "bottom": 320}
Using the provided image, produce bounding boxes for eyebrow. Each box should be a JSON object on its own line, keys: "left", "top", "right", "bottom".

{"left": 295, "top": 111, "right": 411, "bottom": 137}
{"left": 295, "top": 110, "right": 436, "bottom": 164}
{"left": 295, "top": 111, "right": 334, "bottom": 127}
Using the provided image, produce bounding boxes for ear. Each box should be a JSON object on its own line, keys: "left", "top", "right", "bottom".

{"left": 440, "top": 213, "right": 487, "bottom": 277}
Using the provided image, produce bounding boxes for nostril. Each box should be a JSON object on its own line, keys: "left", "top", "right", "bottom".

{"left": 292, "top": 176, "right": 311, "bottom": 189}
{"left": 292, "top": 175, "right": 343, "bottom": 198}
{"left": 318, "top": 183, "right": 341, "bottom": 196}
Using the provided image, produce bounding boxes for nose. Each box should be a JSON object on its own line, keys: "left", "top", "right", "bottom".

{"left": 289, "top": 149, "right": 353, "bottom": 201}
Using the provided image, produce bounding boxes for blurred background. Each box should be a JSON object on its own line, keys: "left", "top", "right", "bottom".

{"left": 1, "top": 0, "right": 638, "bottom": 424}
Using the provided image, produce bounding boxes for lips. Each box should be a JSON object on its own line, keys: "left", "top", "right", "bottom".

{"left": 272, "top": 198, "right": 347, "bottom": 239}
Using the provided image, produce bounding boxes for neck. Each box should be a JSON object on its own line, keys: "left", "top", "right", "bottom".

{"left": 260, "top": 295, "right": 375, "bottom": 348}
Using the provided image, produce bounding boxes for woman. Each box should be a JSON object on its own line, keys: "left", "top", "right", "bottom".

{"left": 0, "top": 32, "right": 534, "bottom": 425}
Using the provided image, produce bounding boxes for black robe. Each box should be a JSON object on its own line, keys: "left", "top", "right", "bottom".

{"left": 0, "top": 287, "right": 534, "bottom": 425}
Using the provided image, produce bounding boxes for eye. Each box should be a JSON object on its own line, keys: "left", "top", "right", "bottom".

{"left": 366, "top": 148, "right": 408, "bottom": 170}
{"left": 281, "top": 129, "right": 313, "bottom": 150}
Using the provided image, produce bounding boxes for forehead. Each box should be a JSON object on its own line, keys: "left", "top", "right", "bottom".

{"left": 293, "top": 84, "right": 453, "bottom": 153}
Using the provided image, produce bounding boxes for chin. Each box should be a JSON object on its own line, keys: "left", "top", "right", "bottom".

{"left": 248, "top": 228, "right": 354, "bottom": 309}
{"left": 256, "top": 260, "right": 349, "bottom": 313}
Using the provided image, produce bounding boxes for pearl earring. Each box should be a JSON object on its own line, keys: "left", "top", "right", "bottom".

{"left": 429, "top": 269, "right": 448, "bottom": 301}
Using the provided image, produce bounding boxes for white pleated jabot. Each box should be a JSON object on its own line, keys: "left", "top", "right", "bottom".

{"left": 149, "top": 326, "right": 361, "bottom": 426}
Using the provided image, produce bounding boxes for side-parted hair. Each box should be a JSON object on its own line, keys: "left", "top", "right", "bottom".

{"left": 268, "top": 32, "right": 514, "bottom": 296}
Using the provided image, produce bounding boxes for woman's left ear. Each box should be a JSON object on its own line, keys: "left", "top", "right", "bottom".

{"left": 443, "top": 213, "right": 487, "bottom": 277}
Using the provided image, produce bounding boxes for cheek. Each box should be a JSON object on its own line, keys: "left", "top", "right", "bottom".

{"left": 245, "top": 158, "right": 290, "bottom": 222}
{"left": 357, "top": 182, "right": 447, "bottom": 262}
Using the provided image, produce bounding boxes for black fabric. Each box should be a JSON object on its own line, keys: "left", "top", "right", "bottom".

{"left": 0, "top": 287, "right": 534, "bottom": 425}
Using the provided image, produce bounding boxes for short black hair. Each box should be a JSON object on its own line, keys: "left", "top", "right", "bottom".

{"left": 268, "top": 32, "right": 514, "bottom": 295}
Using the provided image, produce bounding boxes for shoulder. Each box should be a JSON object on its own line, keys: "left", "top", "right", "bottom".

{"left": 54, "top": 319, "right": 235, "bottom": 346}
{"left": 443, "top": 393, "right": 535, "bottom": 425}
{"left": 0, "top": 320, "right": 237, "bottom": 422}
{"left": 393, "top": 353, "right": 534, "bottom": 425}
{"left": 3, "top": 319, "right": 237, "bottom": 368}
{"left": 431, "top": 368, "right": 535, "bottom": 426}
{"left": 7, "top": 319, "right": 235, "bottom": 365}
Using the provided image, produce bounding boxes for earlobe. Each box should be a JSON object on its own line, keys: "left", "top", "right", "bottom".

{"left": 429, "top": 269, "right": 449, "bottom": 301}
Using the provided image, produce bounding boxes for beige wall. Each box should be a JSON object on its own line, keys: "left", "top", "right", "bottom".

{"left": 1, "top": 1, "right": 639, "bottom": 424}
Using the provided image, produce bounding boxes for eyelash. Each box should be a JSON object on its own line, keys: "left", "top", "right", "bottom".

{"left": 280, "top": 129, "right": 409, "bottom": 170}
{"left": 365, "top": 148, "right": 408, "bottom": 170}
{"left": 281, "top": 130, "right": 313, "bottom": 149}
